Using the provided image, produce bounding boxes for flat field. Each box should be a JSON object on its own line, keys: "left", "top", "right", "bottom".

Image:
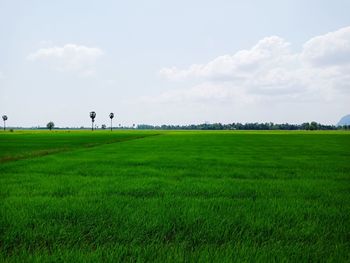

{"left": 0, "top": 130, "right": 349, "bottom": 262}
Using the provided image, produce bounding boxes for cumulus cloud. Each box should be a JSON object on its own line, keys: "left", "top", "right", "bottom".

{"left": 27, "top": 44, "right": 104, "bottom": 75}
{"left": 158, "top": 26, "right": 350, "bottom": 101}
{"left": 302, "top": 26, "right": 350, "bottom": 67}
{"left": 159, "top": 36, "right": 293, "bottom": 81}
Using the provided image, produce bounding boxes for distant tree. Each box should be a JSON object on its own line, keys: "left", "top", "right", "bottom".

{"left": 301, "top": 122, "right": 310, "bottom": 130}
{"left": 2, "top": 115, "right": 8, "bottom": 131}
{"left": 109, "top": 113, "right": 114, "bottom": 131}
{"left": 101, "top": 124, "right": 106, "bottom": 130}
{"left": 90, "top": 111, "right": 96, "bottom": 131}
{"left": 47, "top": 121, "right": 55, "bottom": 131}
{"left": 310, "top": 121, "right": 318, "bottom": 130}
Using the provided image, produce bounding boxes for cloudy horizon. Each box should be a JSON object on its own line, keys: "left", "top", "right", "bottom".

{"left": 1, "top": 1, "right": 349, "bottom": 127}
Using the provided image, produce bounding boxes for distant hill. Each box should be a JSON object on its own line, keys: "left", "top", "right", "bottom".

{"left": 337, "top": 114, "right": 350, "bottom": 126}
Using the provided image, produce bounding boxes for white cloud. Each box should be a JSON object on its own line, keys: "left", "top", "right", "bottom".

{"left": 27, "top": 44, "right": 104, "bottom": 75}
{"left": 159, "top": 36, "right": 293, "bottom": 81}
{"left": 158, "top": 26, "right": 350, "bottom": 102}
{"left": 138, "top": 26, "right": 350, "bottom": 125}
{"left": 302, "top": 26, "right": 350, "bottom": 67}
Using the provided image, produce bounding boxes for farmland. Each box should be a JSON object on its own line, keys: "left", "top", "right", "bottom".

{"left": 0, "top": 130, "right": 349, "bottom": 262}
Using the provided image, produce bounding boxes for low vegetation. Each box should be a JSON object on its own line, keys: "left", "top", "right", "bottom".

{"left": 0, "top": 130, "right": 349, "bottom": 262}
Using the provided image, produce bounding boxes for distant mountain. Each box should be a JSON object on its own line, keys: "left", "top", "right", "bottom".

{"left": 337, "top": 114, "right": 350, "bottom": 126}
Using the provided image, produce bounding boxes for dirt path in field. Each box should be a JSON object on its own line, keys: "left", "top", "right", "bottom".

{"left": 0, "top": 134, "right": 161, "bottom": 164}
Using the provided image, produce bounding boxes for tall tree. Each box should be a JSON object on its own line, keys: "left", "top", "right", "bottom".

{"left": 109, "top": 113, "right": 114, "bottom": 131}
{"left": 2, "top": 115, "right": 8, "bottom": 131}
{"left": 90, "top": 111, "right": 96, "bottom": 131}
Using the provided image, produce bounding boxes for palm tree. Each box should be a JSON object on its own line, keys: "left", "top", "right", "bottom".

{"left": 109, "top": 113, "right": 114, "bottom": 131}
{"left": 2, "top": 115, "right": 8, "bottom": 131}
{"left": 90, "top": 111, "right": 96, "bottom": 131}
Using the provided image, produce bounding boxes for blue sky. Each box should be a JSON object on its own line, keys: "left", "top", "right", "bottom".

{"left": 1, "top": 0, "right": 350, "bottom": 127}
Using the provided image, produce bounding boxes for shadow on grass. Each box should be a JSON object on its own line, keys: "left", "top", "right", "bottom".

{"left": 0, "top": 134, "right": 160, "bottom": 164}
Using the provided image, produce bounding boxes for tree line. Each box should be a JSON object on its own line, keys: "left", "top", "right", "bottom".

{"left": 137, "top": 122, "right": 350, "bottom": 130}
{"left": 2, "top": 113, "right": 350, "bottom": 131}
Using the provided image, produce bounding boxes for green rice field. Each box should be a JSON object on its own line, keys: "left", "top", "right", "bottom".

{"left": 0, "top": 130, "right": 349, "bottom": 262}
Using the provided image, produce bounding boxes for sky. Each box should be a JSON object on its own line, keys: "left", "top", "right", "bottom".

{"left": 1, "top": 0, "right": 350, "bottom": 127}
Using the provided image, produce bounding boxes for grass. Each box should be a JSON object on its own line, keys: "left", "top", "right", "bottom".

{"left": 0, "top": 130, "right": 159, "bottom": 163}
{"left": 0, "top": 130, "right": 349, "bottom": 262}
